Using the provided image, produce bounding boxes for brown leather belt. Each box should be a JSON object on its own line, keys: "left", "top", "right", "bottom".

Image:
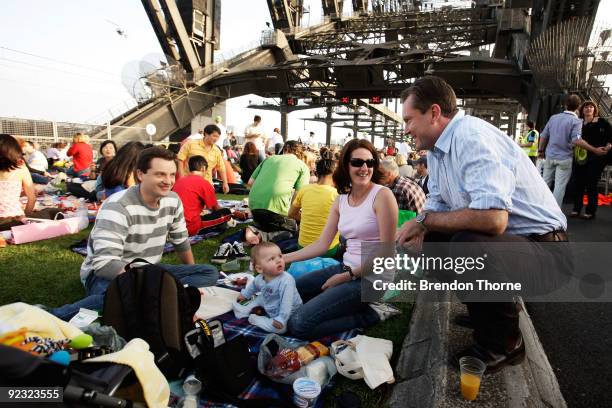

{"left": 529, "top": 230, "right": 568, "bottom": 242}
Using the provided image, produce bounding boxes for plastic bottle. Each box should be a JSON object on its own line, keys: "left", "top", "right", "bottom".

{"left": 179, "top": 374, "right": 201, "bottom": 408}
{"left": 266, "top": 341, "right": 329, "bottom": 378}
{"left": 76, "top": 198, "right": 89, "bottom": 230}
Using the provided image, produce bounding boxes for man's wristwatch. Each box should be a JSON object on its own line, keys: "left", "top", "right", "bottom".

{"left": 415, "top": 211, "right": 429, "bottom": 232}
{"left": 343, "top": 264, "right": 357, "bottom": 280}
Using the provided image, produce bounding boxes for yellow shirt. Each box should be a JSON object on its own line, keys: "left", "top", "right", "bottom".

{"left": 177, "top": 140, "right": 225, "bottom": 182}
{"left": 293, "top": 184, "right": 339, "bottom": 249}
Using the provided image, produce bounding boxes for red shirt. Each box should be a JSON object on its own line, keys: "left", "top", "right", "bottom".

{"left": 67, "top": 142, "right": 93, "bottom": 172}
{"left": 173, "top": 175, "right": 219, "bottom": 235}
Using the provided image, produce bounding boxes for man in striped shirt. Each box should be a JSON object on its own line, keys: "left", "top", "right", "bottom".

{"left": 52, "top": 147, "right": 218, "bottom": 321}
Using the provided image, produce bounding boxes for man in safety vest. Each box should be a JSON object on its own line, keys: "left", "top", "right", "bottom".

{"left": 519, "top": 121, "right": 539, "bottom": 165}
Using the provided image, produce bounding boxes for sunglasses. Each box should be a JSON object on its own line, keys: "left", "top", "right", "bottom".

{"left": 349, "top": 158, "right": 376, "bottom": 168}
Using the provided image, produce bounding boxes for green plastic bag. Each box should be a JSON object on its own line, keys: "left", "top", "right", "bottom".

{"left": 398, "top": 210, "right": 417, "bottom": 227}
{"left": 574, "top": 146, "right": 588, "bottom": 165}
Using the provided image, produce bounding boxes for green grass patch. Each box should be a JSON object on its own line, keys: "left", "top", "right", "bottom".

{"left": 322, "top": 302, "right": 413, "bottom": 407}
{"left": 0, "top": 193, "right": 413, "bottom": 405}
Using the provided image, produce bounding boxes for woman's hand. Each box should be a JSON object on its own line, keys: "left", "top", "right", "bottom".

{"left": 322, "top": 272, "right": 350, "bottom": 291}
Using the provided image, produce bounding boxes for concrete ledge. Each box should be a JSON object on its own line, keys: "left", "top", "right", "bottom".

{"left": 390, "top": 293, "right": 566, "bottom": 408}
{"left": 389, "top": 291, "right": 451, "bottom": 407}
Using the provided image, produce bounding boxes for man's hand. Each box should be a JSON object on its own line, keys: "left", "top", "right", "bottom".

{"left": 322, "top": 272, "right": 350, "bottom": 291}
{"left": 236, "top": 294, "right": 246, "bottom": 302}
{"left": 397, "top": 219, "right": 426, "bottom": 250}
{"left": 272, "top": 320, "right": 284, "bottom": 330}
{"left": 222, "top": 182, "right": 230, "bottom": 194}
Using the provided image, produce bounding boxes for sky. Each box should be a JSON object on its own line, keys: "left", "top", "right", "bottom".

{"left": 0, "top": 0, "right": 361, "bottom": 145}
{"left": 0, "top": 0, "right": 610, "bottom": 146}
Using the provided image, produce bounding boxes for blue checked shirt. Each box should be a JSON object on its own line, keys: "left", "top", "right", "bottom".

{"left": 424, "top": 110, "right": 567, "bottom": 235}
{"left": 540, "top": 111, "right": 582, "bottom": 160}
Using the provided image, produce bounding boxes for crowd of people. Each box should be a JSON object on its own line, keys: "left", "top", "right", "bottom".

{"left": 1, "top": 76, "right": 611, "bottom": 378}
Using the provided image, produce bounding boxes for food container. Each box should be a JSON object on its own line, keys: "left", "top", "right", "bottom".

{"left": 292, "top": 377, "right": 321, "bottom": 407}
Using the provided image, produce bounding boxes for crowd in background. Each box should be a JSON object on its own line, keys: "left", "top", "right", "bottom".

{"left": 2, "top": 97, "right": 610, "bottom": 235}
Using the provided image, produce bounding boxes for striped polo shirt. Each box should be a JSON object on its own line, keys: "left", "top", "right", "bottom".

{"left": 80, "top": 185, "right": 190, "bottom": 283}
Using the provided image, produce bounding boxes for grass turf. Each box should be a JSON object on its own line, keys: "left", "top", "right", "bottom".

{"left": 0, "top": 193, "right": 412, "bottom": 405}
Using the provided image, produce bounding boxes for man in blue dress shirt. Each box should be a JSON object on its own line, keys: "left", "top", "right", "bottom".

{"left": 397, "top": 76, "right": 569, "bottom": 373}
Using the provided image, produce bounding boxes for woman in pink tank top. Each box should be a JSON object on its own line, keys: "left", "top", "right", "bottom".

{"left": 0, "top": 134, "right": 36, "bottom": 231}
{"left": 284, "top": 139, "right": 398, "bottom": 339}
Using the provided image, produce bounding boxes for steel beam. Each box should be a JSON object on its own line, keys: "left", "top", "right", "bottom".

{"left": 352, "top": 0, "right": 369, "bottom": 14}
{"left": 266, "top": 0, "right": 304, "bottom": 30}
{"left": 326, "top": 105, "right": 333, "bottom": 146}
{"left": 321, "top": 0, "right": 344, "bottom": 18}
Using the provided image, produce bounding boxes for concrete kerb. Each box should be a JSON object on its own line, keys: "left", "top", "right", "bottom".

{"left": 389, "top": 292, "right": 567, "bottom": 408}
{"left": 388, "top": 290, "right": 452, "bottom": 407}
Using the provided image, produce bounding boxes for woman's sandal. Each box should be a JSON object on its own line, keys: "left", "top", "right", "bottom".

{"left": 569, "top": 211, "right": 580, "bottom": 218}
{"left": 580, "top": 214, "right": 595, "bottom": 220}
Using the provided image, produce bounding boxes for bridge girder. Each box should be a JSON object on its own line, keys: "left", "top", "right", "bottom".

{"left": 321, "top": 0, "right": 344, "bottom": 18}
{"left": 291, "top": 7, "right": 497, "bottom": 56}
{"left": 266, "top": 0, "right": 304, "bottom": 30}
{"left": 108, "top": 0, "right": 604, "bottom": 143}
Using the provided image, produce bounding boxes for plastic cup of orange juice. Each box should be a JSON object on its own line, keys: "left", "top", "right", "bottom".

{"left": 459, "top": 356, "right": 486, "bottom": 401}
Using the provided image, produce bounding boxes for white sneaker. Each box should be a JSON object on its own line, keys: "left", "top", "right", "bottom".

{"left": 212, "top": 242, "right": 233, "bottom": 264}
{"left": 369, "top": 302, "right": 401, "bottom": 322}
{"left": 231, "top": 241, "right": 250, "bottom": 261}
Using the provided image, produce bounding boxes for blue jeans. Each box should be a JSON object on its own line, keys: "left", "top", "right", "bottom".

{"left": 67, "top": 167, "right": 90, "bottom": 179}
{"left": 288, "top": 264, "right": 379, "bottom": 339}
{"left": 31, "top": 173, "right": 50, "bottom": 184}
{"left": 543, "top": 158, "right": 573, "bottom": 206}
{"left": 51, "top": 263, "right": 218, "bottom": 321}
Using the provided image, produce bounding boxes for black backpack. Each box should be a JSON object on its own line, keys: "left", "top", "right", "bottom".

{"left": 102, "top": 259, "right": 201, "bottom": 379}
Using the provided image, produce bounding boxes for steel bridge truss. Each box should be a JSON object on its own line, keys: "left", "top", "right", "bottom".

{"left": 292, "top": 7, "right": 497, "bottom": 57}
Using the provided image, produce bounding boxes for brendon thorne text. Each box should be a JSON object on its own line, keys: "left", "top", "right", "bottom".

{"left": 372, "top": 279, "right": 522, "bottom": 292}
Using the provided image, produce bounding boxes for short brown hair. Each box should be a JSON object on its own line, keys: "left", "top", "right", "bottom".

{"left": 578, "top": 101, "right": 599, "bottom": 119}
{"left": 400, "top": 76, "right": 457, "bottom": 117}
{"left": 333, "top": 139, "right": 382, "bottom": 194}
{"left": 136, "top": 146, "right": 176, "bottom": 174}
{"left": 564, "top": 94, "right": 582, "bottom": 111}
{"left": 283, "top": 140, "right": 305, "bottom": 161}
{"left": 0, "top": 134, "right": 24, "bottom": 172}
{"left": 251, "top": 241, "right": 280, "bottom": 267}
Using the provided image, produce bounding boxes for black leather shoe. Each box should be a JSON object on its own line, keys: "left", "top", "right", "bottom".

{"left": 451, "top": 337, "right": 525, "bottom": 374}
{"left": 453, "top": 314, "right": 474, "bottom": 329}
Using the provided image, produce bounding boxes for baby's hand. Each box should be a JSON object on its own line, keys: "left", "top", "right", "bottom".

{"left": 272, "top": 320, "right": 284, "bottom": 330}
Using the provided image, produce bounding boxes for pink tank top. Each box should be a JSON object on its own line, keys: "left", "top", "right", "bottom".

{"left": 338, "top": 183, "right": 384, "bottom": 269}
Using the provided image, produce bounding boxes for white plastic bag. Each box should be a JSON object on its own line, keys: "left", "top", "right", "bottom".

{"left": 330, "top": 335, "right": 394, "bottom": 389}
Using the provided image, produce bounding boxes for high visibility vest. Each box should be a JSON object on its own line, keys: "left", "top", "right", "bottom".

{"left": 521, "top": 129, "right": 539, "bottom": 157}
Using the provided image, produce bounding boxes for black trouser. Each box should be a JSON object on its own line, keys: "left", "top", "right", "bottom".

{"left": 425, "top": 230, "right": 569, "bottom": 354}
{"left": 201, "top": 208, "right": 231, "bottom": 221}
{"left": 196, "top": 208, "right": 232, "bottom": 234}
{"left": 572, "top": 159, "right": 607, "bottom": 216}
{"left": 67, "top": 182, "right": 97, "bottom": 202}
{"left": 0, "top": 208, "right": 63, "bottom": 231}
{"left": 251, "top": 209, "right": 297, "bottom": 233}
